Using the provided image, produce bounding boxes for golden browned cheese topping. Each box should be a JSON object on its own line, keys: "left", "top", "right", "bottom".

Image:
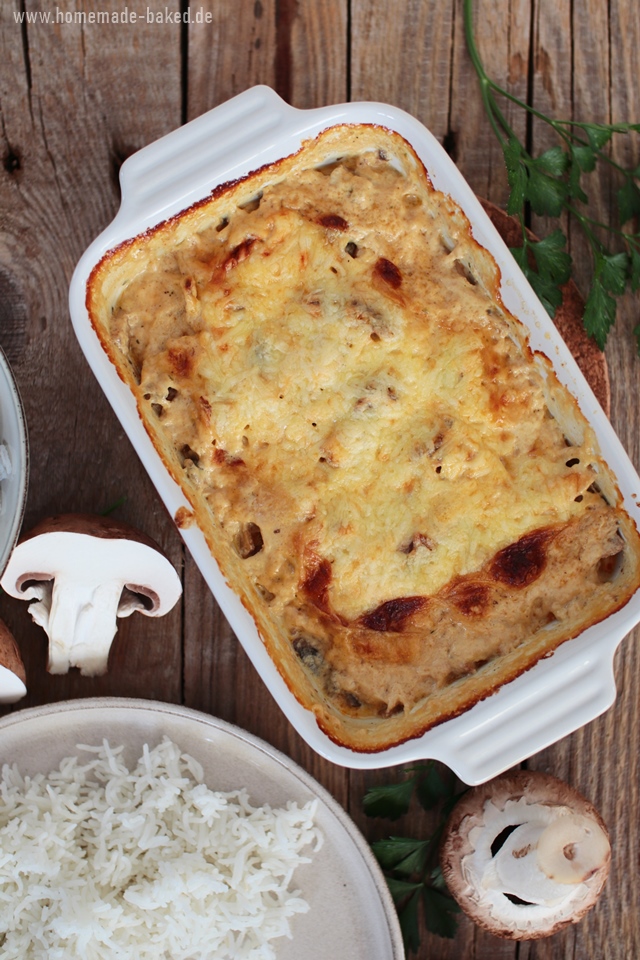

{"left": 90, "top": 125, "right": 640, "bottom": 750}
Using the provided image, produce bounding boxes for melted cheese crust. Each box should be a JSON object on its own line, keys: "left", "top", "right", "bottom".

{"left": 88, "top": 125, "right": 640, "bottom": 751}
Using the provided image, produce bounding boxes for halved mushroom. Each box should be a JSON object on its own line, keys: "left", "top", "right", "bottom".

{"left": 0, "top": 617, "right": 26, "bottom": 702}
{"left": 0, "top": 513, "right": 182, "bottom": 677}
{"left": 440, "top": 770, "right": 611, "bottom": 940}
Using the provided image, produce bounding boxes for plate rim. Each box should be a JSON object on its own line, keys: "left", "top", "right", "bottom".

{"left": 0, "top": 343, "right": 29, "bottom": 580}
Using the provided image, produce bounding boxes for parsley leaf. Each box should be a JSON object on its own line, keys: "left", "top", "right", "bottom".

{"left": 464, "top": 0, "right": 640, "bottom": 352}
{"left": 362, "top": 774, "right": 417, "bottom": 820}
{"left": 525, "top": 162, "right": 568, "bottom": 217}
{"left": 510, "top": 230, "right": 572, "bottom": 316}
{"left": 629, "top": 240, "right": 640, "bottom": 291}
{"left": 423, "top": 886, "right": 461, "bottom": 939}
{"left": 535, "top": 145, "right": 570, "bottom": 176}
{"left": 364, "top": 763, "right": 461, "bottom": 954}
{"left": 415, "top": 762, "right": 451, "bottom": 810}
{"left": 585, "top": 123, "right": 613, "bottom": 150}
{"left": 571, "top": 143, "right": 596, "bottom": 173}
{"left": 396, "top": 887, "right": 422, "bottom": 954}
{"left": 584, "top": 276, "right": 618, "bottom": 349}
{"left": 617, "top": 178, "right": 640, "bottom": 225}
{"left": 372, "top": 837, "right": 431, "bottom": 876}
{"left": 600, "top": 251, "right": 629, "bottom": 295}
{"left": 531, "top": 229, "right": 572, "bottom": 282}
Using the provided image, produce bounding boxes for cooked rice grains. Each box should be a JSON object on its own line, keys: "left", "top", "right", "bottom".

{"left": 0, "top": 738, "right": 323, "bottom": 959}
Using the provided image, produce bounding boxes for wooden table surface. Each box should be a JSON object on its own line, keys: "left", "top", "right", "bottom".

{"left": 1, "top": 1, "right": 639, "bottom": 958}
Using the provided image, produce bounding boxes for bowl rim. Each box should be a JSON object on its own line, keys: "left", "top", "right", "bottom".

{"left": 0, "top": 344, "right": 29, "bottom": 580}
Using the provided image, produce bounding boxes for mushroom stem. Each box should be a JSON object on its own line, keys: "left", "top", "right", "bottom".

{"left": 32, "top": 575, "right": 124, "bottom": 676}
{"left": 490, "top": 821, "right": 583, "bottom": 905}
{"left": 0, "top": 618, "right": 27, "bottom": 702}
{"left": 536, "top": 814, "right": 610, "bottom": 884}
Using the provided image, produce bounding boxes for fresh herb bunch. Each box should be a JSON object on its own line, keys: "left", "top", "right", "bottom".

{"left": 363, "top": 762, "right": 463, "bottom": 954}
{"left": 464, "top": 0, "right": 640, "bottom": 351}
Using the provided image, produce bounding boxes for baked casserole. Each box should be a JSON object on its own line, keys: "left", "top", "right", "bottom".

{"left": 87, "top": 124, "right": 640, "bottom": 752}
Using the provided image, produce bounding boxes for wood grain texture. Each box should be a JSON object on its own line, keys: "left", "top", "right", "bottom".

{"left": 350, "top": 0, "right": 454, "bottom": 140}
{"left": 0, "top": 0, "right": 185, "bottom": 709}
{"left": 187, "top": 0, "right": 346, "bottom": 118}
{"left": 602, "top": 2, "right": 640, "bottom": 958}
{"left": 450, "top": 0, "right": 530, "bottom": 206}
{"left": 187, "top": 0, "right": 277, "bottom": 117}
{"left": 1, "top": 1, "right": 639, "bottom": 957}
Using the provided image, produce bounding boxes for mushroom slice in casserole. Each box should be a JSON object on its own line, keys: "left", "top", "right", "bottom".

{"left": 86, "top": 124, "right": 640, "bottom": 751}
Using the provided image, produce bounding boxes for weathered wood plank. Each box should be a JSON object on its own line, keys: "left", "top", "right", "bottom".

{"left": 1, "top": 2, "right": 639, "bottom": 957}
{"left": 524, "top": 3, "right": 639, "bottom": 959}
{"left": 599, "top": 1, "right": 640, "bottom": 959}
{"left": 450, "top": 0, "right": 530, "bottom": 206}
{"left": 186, "top": 0, "right": 277, "bottom": 118}
{"left": 350, "top": 0, "right": 454, "bottom": 141}
{"left": 187, "top": 0, "right": 347, "bottom": 118}
{"left": 0, "top": 0, "right": 185, "bottom": 714}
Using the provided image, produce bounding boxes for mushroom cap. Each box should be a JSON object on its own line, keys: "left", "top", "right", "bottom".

{"left": 440, "top": 770, "right": 611, "bottom": 940}
{"left": 17, "top": 512, "right": 164, "bottom": 552}
{"left": 0, "top": 617, "right": 26, "bottom": 702}
{"left": 1, "top": 512, "right": 181, "bottom": 615}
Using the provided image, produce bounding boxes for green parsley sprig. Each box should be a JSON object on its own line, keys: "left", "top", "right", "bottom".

{"left": 464, "top": 0, "right": 640, "bottom": 351}
{"left": 363, "top": 762, "right": 463, "bottom": 954}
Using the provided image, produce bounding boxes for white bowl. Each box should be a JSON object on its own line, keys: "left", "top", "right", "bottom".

{"left": 0, "top": 346, "right": 28, "bottom": 579}
{"left": 68, "top": 86, "right": 640, "bottom": 784}
{"left": 0, "top": 698, "right": 403, "bottom": 960}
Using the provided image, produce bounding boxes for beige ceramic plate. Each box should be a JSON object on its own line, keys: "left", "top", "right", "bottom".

{"left": 0, "top": 697, "right": 404, "bottom": 960}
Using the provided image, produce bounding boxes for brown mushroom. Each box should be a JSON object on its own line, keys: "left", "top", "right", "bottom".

{"left": 440, "top": 770, "right": 611, "bottom": 940}
{"left": 0, "top": 513, "right": 182, "bottom": 677}
{"left": 0, "top": 616, "right": 26, "bottom": 702}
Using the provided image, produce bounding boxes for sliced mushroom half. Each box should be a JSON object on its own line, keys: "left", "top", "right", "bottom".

{"left": 0, "top": 617, "right": 26, "bottom": 703}
{"left": 0, "top": 513, "right": 182, "bottom": 677}
{"left": 440, "top": 770, "right": 611, "bottom": 940}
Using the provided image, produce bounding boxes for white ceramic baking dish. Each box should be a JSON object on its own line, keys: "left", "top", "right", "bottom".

{"left": 69, "top": 86, "right": 640, "bottom": 784}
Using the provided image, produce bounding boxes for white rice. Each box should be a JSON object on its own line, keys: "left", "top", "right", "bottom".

{"left": 0, "top": 738, "right": 322, "bottom": 959}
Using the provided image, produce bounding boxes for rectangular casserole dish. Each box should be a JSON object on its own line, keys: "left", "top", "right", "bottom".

{"left": 69, "top": 86, "right": 640, "bottom": 784}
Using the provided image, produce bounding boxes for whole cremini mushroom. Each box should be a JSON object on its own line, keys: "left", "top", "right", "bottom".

{"left": 440, "top": 770, "right": 611, "bottom": 940}
{"left": 0, "top": 513, "right": 182, "bottom": 677}
{"left": 0, "top": 617, "right": 26, "bottom": 702}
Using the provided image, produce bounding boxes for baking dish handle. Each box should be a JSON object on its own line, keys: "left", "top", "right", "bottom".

{"left": 114, "top": 86, "right": 301, "bottom": 231}
{"left": 438, "top": 637, "right": 619, "bottom": 784}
